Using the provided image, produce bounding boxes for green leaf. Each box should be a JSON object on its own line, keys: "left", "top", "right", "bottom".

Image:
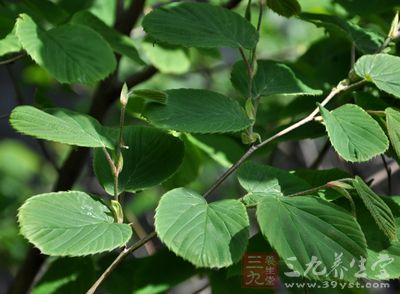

{"left": 257, "top": 196, "right": 367, "bottom": 281}
{"left": 71, "top": 11, "right": 144, "bottom": 65}
{"left": 0, "top": 28, "right": 21, "bottom": 57}
{"left": 300, "top": 13, "right": 383, "bottom": 54}
{"left": 15, "top": 13, "right": 116, "bottom": 84}
{"left": 354, "top": 54, "right": 400, "bottom": 98}
{"left": 130, "top": 89, "right": 168, "bottom": 105}
{"left": 142, "top": 39, "right": 191, "bottom": 74}
{"left": 144, "top": 89, "right": 252, "bottom": 133}
{"left": 0, "top": 7, "right": 21, "bottom": 56}
{"left": 320, "top": 104, "right": 389, "bottom": 162}
{"left": 155, "top": 188, "right": 249, "bottom": 268}
{"left": 237, "top": 161, "right": 310, "bottom": 206}
{"left": 339, "top": 195, "right": 400, "bottom": 280}
{"left": 231, "top": 60, "right": 322, "bottom": 98}
{"left": 142, "top": 2, "right": 258, "bottom": 49}
{"left": 18, "top": 191, "right": 132, "bottom": 256}
{"left": 10, "top": 106, "right": 114, "bottom": 148}
{"left": 93, "top": 126, "right": 184, "bottom": 194}
{"left": 266, "top": 0, "right": 301, "bottom": 17}
{"left": 353, "top": 176, "right": 397, "bottom": 240}
{"left": 238, "top": 161, "right": 310, "bottom": 194}
{"left": 385, "top": 108, "right": 400, "bottom": 158}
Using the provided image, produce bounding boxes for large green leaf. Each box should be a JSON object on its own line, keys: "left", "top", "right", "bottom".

{"left": 385, "top": 107, "right": 400, "bottom": 158}
{"left": 142, "top": 2, "right": 258, "bottom": 49}
{"left": 257, "top": 196, "right": 367, "bottom": 281}
{"left": 354, "top": 54, "right": 400, "bottom": 98}
{"left": 237, "top": 162, "right": 310, "bottom": 205}
{"left": 300, "top": 13, "right": 383, "bottom": 54}
{"left": 266, "top": 0, "right": 301, "bottom": 17}
{"left": 339, "top": 196, "right": 400, "bottom": 280}
{"left": 18, "top": 191, "right": 132, "bottom": 256}
{"left": 141, "top": 40, "right": 190, "bottom": 74}
{"left": 71, "top": 11, "right": 144, "bottom": 65}
{"left": 155, "top": 188, "right": 249, "bottom": 268}
{"left": 353, "top": 177, "right": 397, "bottom": 240}
{"left": 15, "top": 13, "right": 116, "bottom": 84}
{"left": 231, "top": 60, "right": 322, "bottom": 98}
{"left": 320, "top": 104, "right": 388, "bottom": 162}
{"left": 144, "top": 89, "right": 252, "bottom": 133}
{"left": 93, "top": 126, "right": 184, "bottom": 194}
{"left": 10, "top": 106, "right": 114, "bottom": 148}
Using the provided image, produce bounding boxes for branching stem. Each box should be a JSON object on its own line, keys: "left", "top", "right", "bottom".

{"left": 203, "top": 79, "right": 366, "bottom": 198}
{"left": 86, "top": 232, "right": 157, "bottom": 294}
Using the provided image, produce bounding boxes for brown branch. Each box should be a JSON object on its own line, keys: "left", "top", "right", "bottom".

{"left": 0, "top": 53, "right": 25, "bottom": 65}
{"left": 203, "top": 79, "right": 366, "bottom": 198}
{"left": 87, "top": 232, "right": 157, "bottom": 294}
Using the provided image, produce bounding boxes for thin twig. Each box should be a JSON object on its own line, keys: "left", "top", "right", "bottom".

{"left": 286, "top": 184, "right": 329, "bottom": 197}
{"left": 126, "top": 211, "right": 156, "bottom": 255}
{"left": 309, "top": 139, "right": 330, "bottom": 169}
{"left": 87, "top": 232, "right": 157, "bottom": 294}
{"left": 239, "top": 47, "right": 253, "bottom": 92}
{"left": 0, "top": 53, "right": 25, "bottom": 65}
{"left": 6, "top": 64, "right": 24, "bottom": 105}
{"left": 7, "top": 64, "right": 60, "bottom": 172}
{"left": 36, "top": 140, "right": 60, "bottom": 172}
{"left": 203, "top": 79, "right": 366, "bottom": 198}
{"left": 0, "top": 113, "right": 9, "bottom": 119}
{"left": 350, "top": 42, "right": 356, "bottom": 68}
{"left": 380, "top": 154, "right": 392, "bottom": 195}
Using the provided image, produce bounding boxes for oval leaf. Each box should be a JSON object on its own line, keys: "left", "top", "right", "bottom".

{"left": 16, "top": 13, "right": 116, "bottom": 84}
{"left": 231, "top": 60, "right": 322, "bottom": 98}
{"left": 353, "top": 176, "right": 397, "bottom": 241}
{"left": 155, "top": 188, "right": 249, "bottom": 268}
{"left": 93, "top": 126, "right": 184, "bottom": 194}
{"left": 18, "top": 191, "right": 132, "bottom": 256}
{"left": 10, "top": 106, "right": 114, "bottom": 148}
{"left": 354, "top": 54, "right": 400, "bottom": 98}
{"left": 345, "top": 196, "right": 400, "bottom": 280}
{"left": 142, "top": 2, "right": 258, "bottom": 49}
{"left": 320, "top": 104, "right": 388, "bottom": 162}
{"left": 144, "top": 89, "right": 252, "bottom": 133}
{"left": 257, "top": 196, "right": 367, "bottom": 281}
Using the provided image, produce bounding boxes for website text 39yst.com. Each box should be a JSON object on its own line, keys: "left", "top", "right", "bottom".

{"left": 284, "top": 281, "right": 390, "bottom": 290}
